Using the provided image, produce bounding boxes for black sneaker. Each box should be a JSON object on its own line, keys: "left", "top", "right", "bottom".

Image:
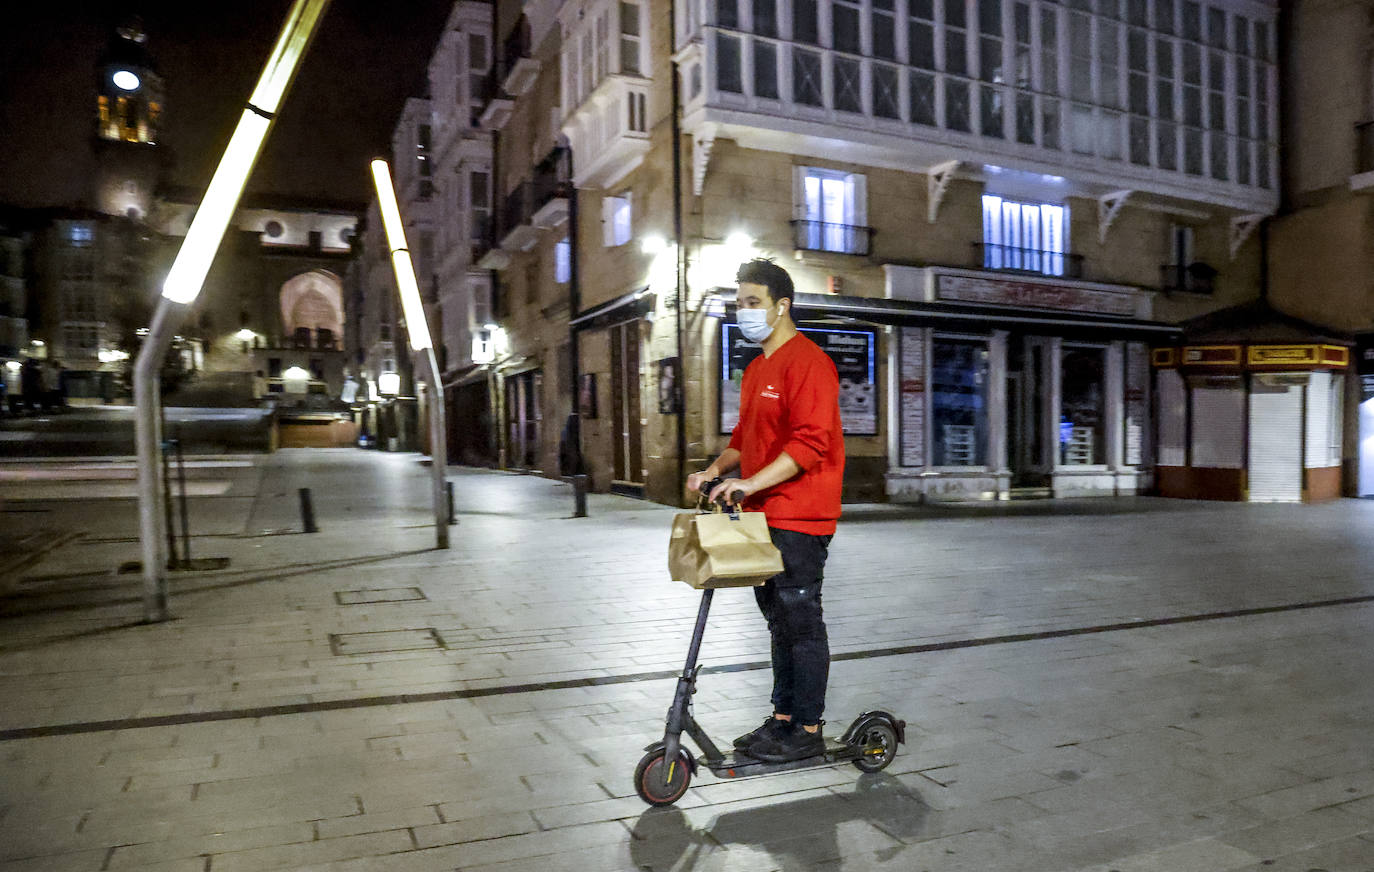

{"left": 748, "top": 722, "right": 825, "bottom": 762}
{"left": 733, "top": 716, "right": 791, "bottom": 751}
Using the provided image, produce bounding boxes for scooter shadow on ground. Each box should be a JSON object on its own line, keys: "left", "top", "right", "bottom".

{"left": 628, "top": 773, "right": 930, "bottom": 872}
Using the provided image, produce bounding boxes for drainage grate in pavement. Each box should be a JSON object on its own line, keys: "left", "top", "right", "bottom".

{"left": 329, "top": 628, "right": 445, "bottom": 656}
{"left": 334, "top": 588, "right": 427, "bottom": 605}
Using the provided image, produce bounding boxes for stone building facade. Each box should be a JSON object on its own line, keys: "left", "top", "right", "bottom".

{"left": 460, "top": 0, "right": 1280, "bottom": 505}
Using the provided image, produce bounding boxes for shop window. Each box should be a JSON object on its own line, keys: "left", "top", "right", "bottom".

{"left": 931, "top": 337, "right": 989, "bottom": 466}
{"left": 1060, "top": 346, "right": 1106, "bottom": 464}
{"left": 981, "top": 195, "right": 1067, "bottom": 276}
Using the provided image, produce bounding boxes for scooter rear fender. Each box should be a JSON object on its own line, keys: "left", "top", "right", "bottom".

{"left": 840, "top": 710, "right": 907, "bottom": 746}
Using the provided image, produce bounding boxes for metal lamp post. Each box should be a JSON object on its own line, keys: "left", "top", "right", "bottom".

{"left": 370, "top": 159, "right": 450, "bottom": 550}
{"left": 134, "top": 0, "right": 331, "bottom": 622}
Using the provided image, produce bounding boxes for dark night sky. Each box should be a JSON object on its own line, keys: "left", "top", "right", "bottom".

{"left": 0, "top": 0, "right": 454, "bottom": 209}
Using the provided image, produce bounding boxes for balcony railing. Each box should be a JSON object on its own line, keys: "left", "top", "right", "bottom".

{"left": 1357, "top": 121, "right": 1374, "bottom": 175}
{"left": 973, "top": 242, "right": 1083, "bottom": 279}
{"left": 790, "top": 220, "right": 872, "bottom": 256}
{"left": 1160, "top": 262, "right": 1216, "bottom": 295}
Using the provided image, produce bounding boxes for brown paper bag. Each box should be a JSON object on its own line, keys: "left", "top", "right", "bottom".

{"left": 668, "top": 509, "right": 784, "bottom": 589}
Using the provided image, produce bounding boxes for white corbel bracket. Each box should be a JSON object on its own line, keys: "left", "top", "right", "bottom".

{"left": 1229, "top": 213, "right": 1267, "bottom": 260}
{"left": 928, "top": 160, "right": 960, "bottom": 224}
{"left": 1097, "top": 191, "right": 1132, "bottom": 244}
{"left": 692, "top": 126, "right": 717, "bottom": 197}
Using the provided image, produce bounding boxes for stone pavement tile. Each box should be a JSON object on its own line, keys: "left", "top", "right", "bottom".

{"left": 1069, "top": 836, "right": 1258, "bottom": 872}
{"left": 1235, "top": 769, "right": 1374, "bottom": 820}
{"left": 417, "top": 819, "right": 629, "bottom": 869}
{"left": 531, "top": 793, "right": 704, "bottom": 830}
{"left": 314, "top": 805, "right": 443, "bottom": 840}
{"left": 1217, "top": 806, "right": 1374, "bottom": 861}
{"left": 0, "top": 848, "right": 109, "bottom": 872}
{"left": 105, "top": 821, "right": 314, "bottom": 868}
{"left": 411, "top": 810, "right": 539, "bottom": 848}
{"left": 206, "top": 829, "right": 414, "bottom": 872}
{"left": 812, "top": 829, "right": 1015, "bottom": 872}
{"left": 997, "top": 801, "right": 1267, "bottom": 872}
{"left": 1240, "top": 833, "right": 1374, "bottom": 871}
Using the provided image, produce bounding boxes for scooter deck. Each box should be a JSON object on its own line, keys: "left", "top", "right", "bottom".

{"left": 701, "top": 739, "right": 858, "bottom": 779}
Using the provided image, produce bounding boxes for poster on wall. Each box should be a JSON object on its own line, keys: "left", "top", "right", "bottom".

{"left": 719, "top": 324, "right": 877, "bottom": 435}
{"left": 656, "top": 357, "right": 681, "bottom": 414}
{"left": 1124, "top": 342, "right": 1150, "bottom": 466}
{"left": 577, "top": 373, "right": 598, "bottom": 419}
{"left": 1358, "top": 334, "right": 1374, "bottom": 401}
{"left": 898, "top": 327, "right": 926, "bottom": 467}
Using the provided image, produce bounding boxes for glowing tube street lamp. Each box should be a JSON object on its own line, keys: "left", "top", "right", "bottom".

{"left": 371, "top": 159, "right": 450, "bottom": 549}
{"left": 133, "top": 0, "right": 331, "bottom": 622}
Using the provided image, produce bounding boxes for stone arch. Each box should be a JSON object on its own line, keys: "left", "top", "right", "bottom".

{"left": 280, "top": 270, "right": 343, "bottom": 344}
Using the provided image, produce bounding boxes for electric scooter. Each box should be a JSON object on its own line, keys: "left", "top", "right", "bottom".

{"left": 634, "top": 481, "right": 907, "bottom": 807}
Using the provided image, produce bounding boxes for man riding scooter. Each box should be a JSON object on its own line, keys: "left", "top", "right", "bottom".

{"left": 687, "top": 258, "right": 844, "bottom": 763}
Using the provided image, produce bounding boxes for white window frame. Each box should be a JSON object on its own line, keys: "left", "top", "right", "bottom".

{"left": 981, "top": 194, "right": 1068, "bottom": 276}
{"left": 792, "top": 166, "right": 867, "bottom": 253}
{"left": 602, "top": 193, "right": 633, "bottom": 246}
{"left": 555, "top": 237, "right": 572, "bottom": 283}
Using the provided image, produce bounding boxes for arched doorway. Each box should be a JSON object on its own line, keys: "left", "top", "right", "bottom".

{"left": 280, "top": 270, "right": 343, "bottom": 348}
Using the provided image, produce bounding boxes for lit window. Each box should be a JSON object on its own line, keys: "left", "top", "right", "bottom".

{"left": 794, "top": 167, "right": 867, "bottom": 254}
{"left": 980, "top": 194, "right": 1067, "bottom": 276}
{"left": 70, "top": 224, "right": 94, "bottom": 247}
{"left": 602, "top": 194, "right": 632, "bottom": 246}
{"left": 555, "top": 238, "right": 572, "bottom": 283}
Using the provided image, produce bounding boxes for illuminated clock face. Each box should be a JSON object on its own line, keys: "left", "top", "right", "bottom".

{"left": 112, "top": 69, "right": 141, "bottom": 91}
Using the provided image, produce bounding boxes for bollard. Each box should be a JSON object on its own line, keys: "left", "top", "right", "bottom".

{"left": 446, "top": 480, "right": 456, "bottom": 525}
{"left": 298, "top": 487, "right": 318, "bottom": 533}
{"left": 572, "top": 474, "right": 588, "bottom": 518}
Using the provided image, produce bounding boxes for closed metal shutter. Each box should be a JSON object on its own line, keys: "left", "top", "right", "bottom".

{"left": 1304, "top": 371, "right": 1330, "bottom": 468}
{"left": 1157, "top": 369, "right": 1186, "bottom": 466}
{"left": 1249, "top": 383, "right": 1302, "bottom": 502}
{"left": 1190, "top": 381, "right": 1244, "bottom": 468}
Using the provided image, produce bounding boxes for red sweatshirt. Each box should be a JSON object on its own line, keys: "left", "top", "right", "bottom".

{"left": 728, "top": 333, "right": 845, "bottom": 535}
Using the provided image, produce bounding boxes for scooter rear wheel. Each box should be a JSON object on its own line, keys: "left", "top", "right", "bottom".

{"left": 634, "top": 748, "right": 693, "bottom": 806}
{"left": 852, "top": 721, "right": 899, "bottom": 773}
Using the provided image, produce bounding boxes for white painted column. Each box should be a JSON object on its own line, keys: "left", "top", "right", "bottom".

{"left": 1106, "top": 340, "right": 1125, "bottom": 472}
{"left": 1047, "top": 336, "right": 1063, "bottom": 474}
{"left": 988, "top": 330, "right": 1009, "bottom": 492}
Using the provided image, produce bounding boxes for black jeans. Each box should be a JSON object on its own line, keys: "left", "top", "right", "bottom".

{"left": 754, "top": 527, "right": 832, "bottom": 725}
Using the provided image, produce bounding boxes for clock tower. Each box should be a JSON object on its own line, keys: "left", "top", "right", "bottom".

{"left": 92, "top": 16, "right": 165, "bottom": 220}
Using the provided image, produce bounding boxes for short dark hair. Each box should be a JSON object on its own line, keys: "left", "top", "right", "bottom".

{"left": 735, "top": 258, "right": 794, "bottom": 304}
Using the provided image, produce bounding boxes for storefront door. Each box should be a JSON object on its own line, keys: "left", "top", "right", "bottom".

{"left": 505, "top": 370, "right": 542, "bottom": 471}
{"left": 609, "top": 321, "right": 644, "bottom": 485}
{"left": 1006, "top": 335, "right": 1052, "bottom": 487}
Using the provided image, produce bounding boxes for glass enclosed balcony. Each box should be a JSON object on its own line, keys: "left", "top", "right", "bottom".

{"left": 677, "top": 0, "right": 1279, "bottom": 213}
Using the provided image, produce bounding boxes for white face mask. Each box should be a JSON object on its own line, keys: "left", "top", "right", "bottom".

{"left": 737, "top": 303, "right": 779, "bottom": 344}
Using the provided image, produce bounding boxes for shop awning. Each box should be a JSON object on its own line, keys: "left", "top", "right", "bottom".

{"left": 443, "top": 363, "right": 489, "bottom": 389}
{"left": 786, "top": 292, "right": 1181, "bottom": 340}
{"left": 570, "top": 286, "right": 656, "bottom": 330}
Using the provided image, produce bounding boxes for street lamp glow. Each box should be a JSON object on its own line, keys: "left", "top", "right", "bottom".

{"left": 370, "top": 159, "right": 434, "bottom": 351}
{"left": 378, "top": 371, "right": 401, "bottom": 396}
{"left": 112, "top": 69, "right": 141, "bottom": 91}
{"left": 159, "top": 0, "right": 330, "bottom": 306}
{"left": 640, "top": 234, "right": 667, "bottom": 254}
{"left": 283, "top": 365, "right": 311, "bottom": 381}
{"left": 235, "top": 328, "right": 256, "bottom": 341}
{"left": 725, "top": 231, "right": 754, "bottom": 251}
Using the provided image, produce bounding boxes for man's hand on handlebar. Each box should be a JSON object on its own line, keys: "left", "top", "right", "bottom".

{"left": 707, "top": 477, "right": 756, "bottom": 508}
{"left": 685, "top": 469, "right": 715, "bottom": 495}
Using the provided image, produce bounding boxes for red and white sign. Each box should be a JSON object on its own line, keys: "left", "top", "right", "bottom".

{"left": 936, "top": 274, "right": 1138, "bottom": 316}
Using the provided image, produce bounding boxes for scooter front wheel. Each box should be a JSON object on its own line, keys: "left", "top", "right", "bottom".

{"left": 634, "top": 747, "right": 693, "bottom": 806}
{"left": 852, "top": 721, "right": 899, "bottom": 773}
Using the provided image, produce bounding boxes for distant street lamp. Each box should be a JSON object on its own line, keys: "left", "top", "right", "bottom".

{"left": 133, "top": 0, "right": 331, "bottom": 623}
{"left": 371, "top": 158, "right": 449, "bottom": 549}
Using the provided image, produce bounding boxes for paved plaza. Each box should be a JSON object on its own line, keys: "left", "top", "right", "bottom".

{"left": 2, "top": 450, "right": 1374, "bottom": 871}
